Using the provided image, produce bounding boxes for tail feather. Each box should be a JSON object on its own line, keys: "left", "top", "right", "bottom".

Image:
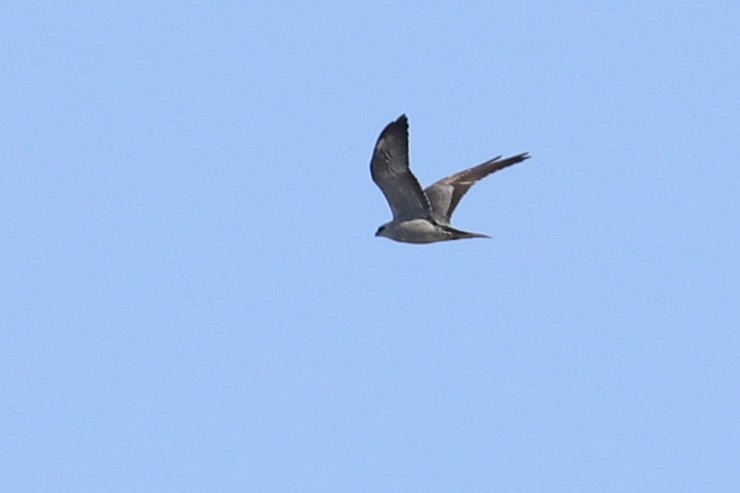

{"left": 441, "top": 225, "right": 490, "bottom": 240}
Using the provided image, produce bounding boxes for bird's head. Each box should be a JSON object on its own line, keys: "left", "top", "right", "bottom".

{"left": 374, "top": 223, "right": 390, "bottom": 239}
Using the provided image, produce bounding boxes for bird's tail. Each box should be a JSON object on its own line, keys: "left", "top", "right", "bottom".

{"left": 441, "top": 225, "right": 491, "bottom": 240}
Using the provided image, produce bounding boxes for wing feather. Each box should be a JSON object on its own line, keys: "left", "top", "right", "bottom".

{"left": 370, "top": 115, "right": 432, "bottom": 221}
{"left": 425, "top": 152, "right": 530, "bottom": 224}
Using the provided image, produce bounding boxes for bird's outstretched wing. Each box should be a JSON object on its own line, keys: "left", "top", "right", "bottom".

{"left": 370, "top": 115, "right": 432, "bottom": 222}
{"left": 425, "top": 152, "right": 530, "bottom": 224}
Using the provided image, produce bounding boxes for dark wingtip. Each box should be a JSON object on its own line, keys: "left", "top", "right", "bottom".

{"left": 501, "top": 151, "right": 530, "bottom": 167}
{"left": 380, "top": 114, "right": 408, "bottom": 138}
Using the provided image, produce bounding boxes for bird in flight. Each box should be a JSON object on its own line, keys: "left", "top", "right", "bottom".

{"left": 370, "top": 114, "right": 529, "bottom": 244}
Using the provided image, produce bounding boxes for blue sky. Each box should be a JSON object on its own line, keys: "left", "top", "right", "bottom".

{"left": 2, "top": 1, "right": 739, "bottom": 491}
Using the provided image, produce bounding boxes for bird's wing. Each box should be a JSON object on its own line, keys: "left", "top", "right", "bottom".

{"left": 370, "top": 115, "right": 432, "bottom": 222}
{"left": 425, "top": 152, "right": 530, "bottom": 224}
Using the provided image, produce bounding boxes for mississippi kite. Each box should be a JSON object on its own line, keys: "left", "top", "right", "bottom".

{"left": 371, "top": 114, "right": 529, "bottom": 244}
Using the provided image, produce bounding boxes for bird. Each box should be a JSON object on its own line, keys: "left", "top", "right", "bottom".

{"left": 370, "top": 114, "right": 529, "bottom": 244}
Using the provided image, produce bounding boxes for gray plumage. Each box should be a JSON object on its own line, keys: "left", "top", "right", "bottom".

{"left": 371, "top": 114, "right": 529, "bottom": 244}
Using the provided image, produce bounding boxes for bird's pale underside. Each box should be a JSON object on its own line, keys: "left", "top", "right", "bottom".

{"left": 370, "top": 114, "right": 529, "bottom": 244}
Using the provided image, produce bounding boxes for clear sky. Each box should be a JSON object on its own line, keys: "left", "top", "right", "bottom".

{"left": 2, "top": 1, "right": 739, "bottom": 491}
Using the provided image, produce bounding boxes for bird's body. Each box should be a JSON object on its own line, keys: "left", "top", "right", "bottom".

{"left": 376, "top": 219, "right": 489, "bottom": 244}
{"left": 370, "top": 114, "right": 529, "bottom": 244}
